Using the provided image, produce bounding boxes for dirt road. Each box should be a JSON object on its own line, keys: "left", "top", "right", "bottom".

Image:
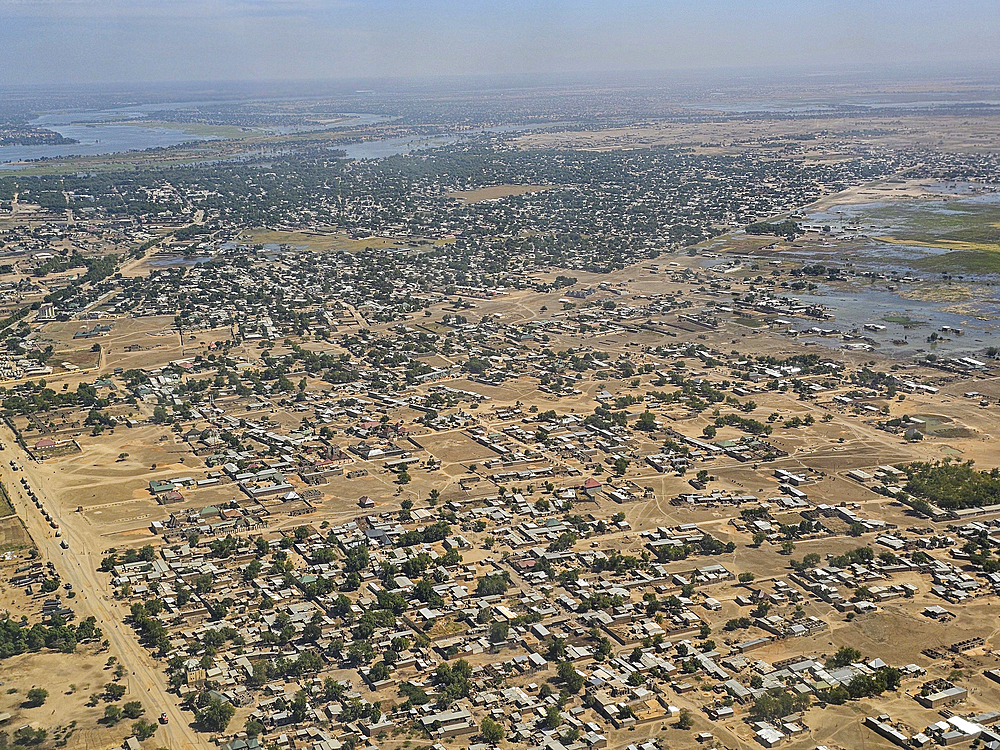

{"left": 0, "top": 424, "right": 206, "bottom": 750}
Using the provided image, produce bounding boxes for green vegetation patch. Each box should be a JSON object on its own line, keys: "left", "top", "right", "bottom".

{"left": 863, "top": 200, "right": 1000, "bottom": 241}
{"left": 913, "top": 249, "right": 1000, "bottom": 274}
{"left": 910, "top": 413, "right": 975, "bottom": 438}
{"left": 901, "top": 460, "right": 1000, "bottom": 510}
{"left": 882, "top": 314, "right": 926, "bottom": 327}
{"left": 745, "top": 220, "right": 799, "bottom": 239}
{"left": 0, "top": 615, "right": 102, "bottom": 658}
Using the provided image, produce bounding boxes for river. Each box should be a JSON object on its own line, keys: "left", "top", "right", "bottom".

{"left": 0, "top": 102, "right": 390, "bottom": 167}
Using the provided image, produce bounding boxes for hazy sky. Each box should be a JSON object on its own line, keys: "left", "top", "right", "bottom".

{"left": 1, "top": 0, "right": 999, "bottom": 85}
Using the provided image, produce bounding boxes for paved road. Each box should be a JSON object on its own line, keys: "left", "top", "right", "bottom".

{"left": 0, "top": 424, "right": 205, "bottom": 750}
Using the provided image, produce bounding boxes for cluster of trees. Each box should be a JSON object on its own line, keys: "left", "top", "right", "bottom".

{"left": 0, "top": 615, "right": 101, "bottom": 658}
{"left": 750, "top": 690, "right": 811, "bottom": 721}
{"left": 961, "top": 530, "right": 1000, "bottom": 573}
{"left": 432, "top": 659, "right": 472, "bottom": 708}
{"left": 593, "top": 551, "right": 645, "bottom": 574}
{"left": 395, "top": 520, "right": 451, "bottom": 548}
{"left": 100, "top": 545, "right": 155, "bottom": 571}
{"left": 902, "top": 460, "right": 1000, "bottom": 510}
{"left": 818, "top": 666, "right": 901, "bottom": 703}
{"left": 193, "top": 692, "right": 236, "bottom": 732}
{"left": 475, "top": 573, "right": 510, "bottom": 597}
{"left": 2, "top": 381, "right": 109, "bottom": 417}
{"left": 128, "top": 602, "right": 171, "bottom": 655}
{"left": 745, "top": 220, "right": 800, "bottom": 239}
{"left": 724, "top": 617, "right": 753, "bottom": 632}
{"left": 826, "top": 546, "right": 874, "bottom": 568}
{"left": 713, "top": 413, "right": 772, "bottom": 435}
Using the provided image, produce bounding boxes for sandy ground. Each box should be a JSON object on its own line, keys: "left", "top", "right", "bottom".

{"left": 513, "top": 115, "right": 1000, "bottom": 156}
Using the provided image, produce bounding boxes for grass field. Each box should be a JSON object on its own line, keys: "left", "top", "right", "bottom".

{"left": 857, "top": 199, "right": 1000, "bottom": 276}
{"left": 912, "top": 249, "right": 1000, "bottom": 274}
{"left": 113, "top": 119, "right": 250, "bottom": 138}
{"left": 882, "top": 314, "right": 926, "bottom": 326}
{"left": 863, "top": 199, "right": 1000, "bottom": 241}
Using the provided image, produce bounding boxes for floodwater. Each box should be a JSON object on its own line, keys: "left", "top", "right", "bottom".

{"left": 793, "top": 282, "right": 1000, "bottom": 357}
{"left": 713, "top": 183, "right": 1000, "bottom": 357}
{"left": 338, "top": 123, "right": 550, "bottom": 160}
{"left": 0, "top": 103, "right": 532, "bottom": 167}
{"left": 0, "top": 103, "right": 389, "bottom": 166}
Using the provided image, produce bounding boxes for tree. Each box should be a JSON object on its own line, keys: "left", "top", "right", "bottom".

{"left": 614, "top": 456, "right": 630, "bottom": 476}
{"left": 781, "top": 540, "right": 795, "bottom": 555}
{"left": 489, "top": 621, "right": 509, "bottom": 644}
{"left": 122, "top": 701, "right": 144, "bottom": 719}
{"left": 103, "top": 705, "right": 123, "bottom": 725}
{"left": 24, "top": 688, "right": 47, "bottom": 707}
{"left": 826, "top": 646, "right": 862, "bottom": 669}
{"left": 198, "top": 696, "right": 235, "bottom": 732}
{"left": 369, "top": 662, "right": 391, "bottom": 682}
{"left": 543, "top": 705, "right": 562, "bottom": 729}
{"left": 752, "top": 531, "right": 767, "bottom": 547}
{"left": 480, "top": 717, "right": 504, "bottom": 745}
{"left": 677, "top": 708, "right": 694, "bottom": 729}
{"left": 476, "top": 574, "right": 509, "bottom": 597}
{"left": 13, "top": 727, "right": 46, "bottom": 745}
{"left": 635, "top": 411, "right": 657, "bottom": 431}
{"left": 132, "top": 719, "right": 158, "bottom": 741}
{"left": 738, "top": 572, "right": 755, "bottom": 584}
{"left": 558, "top": 661, "right": 584, "bottom": 693}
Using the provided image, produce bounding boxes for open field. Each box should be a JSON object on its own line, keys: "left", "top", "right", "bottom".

{"left": 448, "top": 184, "right": 555, "bottom": 203}
{"left": 116, "top": 120, "right": 252, "bottom": 138}
{"left": 514, "top": 115, "right": 1000, "bottom": 155}
{"left": 913, "top": 249, "right": 1000, "bottom": 273}
{"left": 0, "top": 650, "right": 140, "bottom": 750}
